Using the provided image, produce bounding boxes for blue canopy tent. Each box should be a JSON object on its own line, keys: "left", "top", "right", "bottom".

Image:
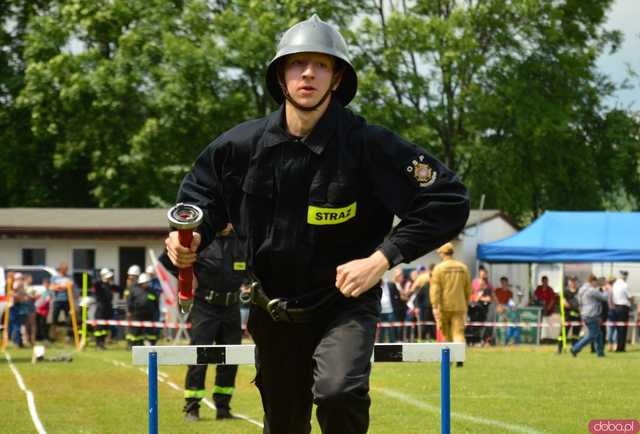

{"left": 477, "top": 211, "right": 640, "bottom": 349}
{"left": 477, "top": 211, "right": 640, "bottom": 263}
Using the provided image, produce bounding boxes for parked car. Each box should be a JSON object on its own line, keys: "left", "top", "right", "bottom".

{"left": 2, "top": 265, "right": 57, "bottom": 287}
{"left": 1, "top": 265, "right": 57, "bottom": 300}
{"left": 1, "top": 266, "right": 57, "bottom": 320}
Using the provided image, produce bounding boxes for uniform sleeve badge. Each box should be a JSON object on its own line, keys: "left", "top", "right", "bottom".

{"left": 405, "top": 154, "right": 437, "bottom": 187}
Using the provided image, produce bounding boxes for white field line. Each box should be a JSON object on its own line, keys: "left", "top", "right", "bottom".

{"left": 199, "top": 397, "right": 263, "bottom": 427}
{"left": 106, "top": 358, "right": 263, "bottom": 428}
{"left": 375, "top": 387, "right": 545, "bottom": 434}
{"left": 3, "top": 351, "right": 47, "bottom": 434}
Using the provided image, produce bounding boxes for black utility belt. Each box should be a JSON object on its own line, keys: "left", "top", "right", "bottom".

{"left": 249, "top": 281, "right": 338, "bottom": 323}
{"left": 197, "top": 290, "right": 239, "bottom": 306}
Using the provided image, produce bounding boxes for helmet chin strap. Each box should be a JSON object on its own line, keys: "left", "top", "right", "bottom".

{"left": 279, "top": 76, "right": 339, "bottom": 112}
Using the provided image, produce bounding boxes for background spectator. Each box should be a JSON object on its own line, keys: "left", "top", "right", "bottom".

{"left": 430, "top": 243, "right": 471, "bottom": 367}
{"left": 22, "top": 273, "right": 37, "bottom": 346}
{"left": 590, "top": 277, "right": 609, "bottom": 354}
{"left": 468, "top": 265, "right": 494, "bottom": 345}
{"left": 8, "top": 273, "right": 27, "bottom": 347}
{"left": 411, "top": 264, "right": 436, "bottom": 341}
{"left": 559, "top": 276, "right": 581, "bottom": 353}
{"left": 49, "top": 262, "right": 74, "bottom": 342}
{"left": 534, "top": 276, "right": 557, "bottom": 317}
{"left": 611, "top": 270, "right": 633, "bottom": 352}
{"left": 35, "top": 278, "right": 52, "bottom": 342}
{"left": 504, "top": 299, "right": 521, "bottom": 346}
{"left": 378, "top": 277, "right": 398, "bottom": 343}
{"left": 495, "top": 277, "right": 513, "bottom": 306}
{"left": 571, "top": 274, "right": 608, "bottom": 358}
{"left": 389, "top": 269, "right": 409, "bottom": 342}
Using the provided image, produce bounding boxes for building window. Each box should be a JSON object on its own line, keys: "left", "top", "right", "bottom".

{"left": 73, "top": 249, "right": 95, "bottom": 288}
{"left": 22, "top": 248, "right": 46, "bottom": 266}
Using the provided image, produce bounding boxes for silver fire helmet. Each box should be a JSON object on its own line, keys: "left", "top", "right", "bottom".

{"left": 265, "top": 14, "right": 358, "bottom": 106}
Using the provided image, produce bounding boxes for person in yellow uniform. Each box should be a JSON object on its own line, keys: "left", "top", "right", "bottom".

{"left": 430, "top": 242, "right": 471, "bottom": 366}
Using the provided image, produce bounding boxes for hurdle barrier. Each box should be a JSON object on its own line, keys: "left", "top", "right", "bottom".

{"left": 132, "top": 342, "right": 465, "bottom": 434}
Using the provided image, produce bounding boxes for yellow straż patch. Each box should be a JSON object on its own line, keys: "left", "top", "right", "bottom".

{"left": 307, "top": 202, "right": 357, "bottom": 225}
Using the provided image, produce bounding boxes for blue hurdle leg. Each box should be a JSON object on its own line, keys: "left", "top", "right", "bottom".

{"left": 441, "top": 348, "right": 450, "bottom": 434}
{"left": 149, "top": 351, "right": 158, "bottom": 434}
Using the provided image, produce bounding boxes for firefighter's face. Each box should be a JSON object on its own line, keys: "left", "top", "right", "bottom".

{"left": 283, "top": 53, "right": 339, "bottom": 108}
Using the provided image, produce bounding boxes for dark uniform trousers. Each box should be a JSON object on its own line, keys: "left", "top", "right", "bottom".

{"left": 93, "top": 281, "right": 114, "bottom": 346}
{"left": 127, "top": 311, "right": 158, "bottom": 345}
{"left": 93, "top": 303, "right": 112, "bottom": 345}
{"left": 185, "top": 298, "right": 241, "bottom": 409}
{"left": 127, "top": 289, "right": 159, "bottom": 346}
{"left": 248, "top": 289, "right": 380, "bottom": 434}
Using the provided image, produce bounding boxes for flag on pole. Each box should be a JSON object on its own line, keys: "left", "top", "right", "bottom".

{"left": 148, "top": 249, "right": 177, "bottom": 306}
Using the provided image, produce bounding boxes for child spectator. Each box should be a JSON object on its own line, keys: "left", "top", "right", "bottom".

{"left": 504, "top": 300, "right": 521, "bottom": 345}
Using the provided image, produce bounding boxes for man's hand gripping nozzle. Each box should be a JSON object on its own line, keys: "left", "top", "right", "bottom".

{"left": 167, "top": 203, "right": 203, "bottom": 314}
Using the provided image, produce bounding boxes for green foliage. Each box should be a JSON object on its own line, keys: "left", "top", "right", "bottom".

{"left": 1, "top": 0, "right": 639, "bottom": 220}
{"left": 353, "top": 0, "right": 640, "bottom": 221}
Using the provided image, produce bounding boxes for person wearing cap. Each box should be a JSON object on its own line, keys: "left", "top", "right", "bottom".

{"left": 93, "top": 268, "right": 117, "bottom": 349}
{"left": 161, "top": 223, "right": 247, "bottom": 421}
{"left": 611, "top": 270, "right": 632, "bottom": 352}
{"left": 430, "top": 242, "right": 472, "bottom": 365}
{"left": 126, "top": 272, "right": 160, "bottom": 349}
{"left": 165, "top": 15, "right": 469, "bottom": 433}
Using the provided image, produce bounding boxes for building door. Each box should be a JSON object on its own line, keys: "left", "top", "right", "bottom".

{"left": 119, "top": 247, "right": 146, "bottom": 286}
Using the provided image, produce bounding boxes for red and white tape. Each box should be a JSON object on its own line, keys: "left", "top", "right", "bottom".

{"left": 86, "top": 319, "right": 191, "bottom": 329}
{"left": 376, "top": 320, "right": 640, "bottom": 328}
{"left": 85, "top": 319, "right": 639, "bottom": 329}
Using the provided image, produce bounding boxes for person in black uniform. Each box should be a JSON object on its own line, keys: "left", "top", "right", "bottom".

{"left": 126, "top": 272, "right": 159, "bottom": 349}
{"left": 93, "top": 268, "right": 116, "bottom": 349}
{"left": 161, "top": 224, "right": 245, "bottom": 421}
{"left": 558, "top": 275, "right": 581, "bottom": 353}
{"left": 165, "top": 15, "right": 469, "bottom": 434}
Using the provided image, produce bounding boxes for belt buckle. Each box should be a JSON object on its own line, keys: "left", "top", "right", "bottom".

{"left": 266, "top": 298, "right": 285, "bottom": 322}
{"left": 204, "top": 291, "right": 215, "bottom": 303}
{"left": 225, "top": 292, "right": 232, "bottom": 306}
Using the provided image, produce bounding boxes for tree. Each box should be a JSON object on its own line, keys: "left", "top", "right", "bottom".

{"left": 7, "top": 0, "right": 640, "bottom": 218}
{"left": 16, "top": 0, "right": 363, "bottom": 206}
{"left": 19, "top": 0, "right": 241, "bottom": 206}
{"left": 0, "top": 0, "right": 90, "bottom": 206}
{"left": 353, "top": 0, "right": 640, "bottom": 220}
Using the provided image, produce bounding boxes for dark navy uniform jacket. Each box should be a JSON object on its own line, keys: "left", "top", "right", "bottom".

{"left": 178, "top": 99, "right": 469, "bottom": 299}
{"left": 127, "top": 285, "right": 159, "bottom": 318}
{"left": 93, "top": 281, "right": 114, "bottom": 307}
{"left": 192, "top": 233, "right": 247, "bottom": 297}
{"left": 160, "top": 232, "right": 248, "bottom": 297}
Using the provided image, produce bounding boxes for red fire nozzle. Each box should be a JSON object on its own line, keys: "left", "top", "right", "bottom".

{"left": 167, "top": 203, "right": 203, "bottom": 313}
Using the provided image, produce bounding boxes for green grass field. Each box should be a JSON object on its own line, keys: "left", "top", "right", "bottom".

{"left": 1, "top": 342, "right": 638, "bottom": 434}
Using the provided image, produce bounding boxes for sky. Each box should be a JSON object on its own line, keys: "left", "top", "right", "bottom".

{"left": 598, "top": 0, "right": 640, "bottom": 110}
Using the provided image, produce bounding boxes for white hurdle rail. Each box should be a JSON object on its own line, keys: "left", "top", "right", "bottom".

{"left": 132, "top": 343, "right": 465, "bottom": 434}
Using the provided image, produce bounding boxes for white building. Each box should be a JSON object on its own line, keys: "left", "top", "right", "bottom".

{"left": 0, "top": 208, "right": 167, "bottom": 287}
{"left": 1, "top": 208, "right": 526, "bottom": 287}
